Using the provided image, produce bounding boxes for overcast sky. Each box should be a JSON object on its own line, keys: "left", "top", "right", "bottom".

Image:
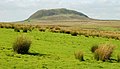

{"left": 0, "top": 0, "right": 120, "bottom": 22}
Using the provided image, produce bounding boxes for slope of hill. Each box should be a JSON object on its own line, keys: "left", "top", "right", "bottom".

{"left": 27, "top": 8, "right": 90, "bottom": 21}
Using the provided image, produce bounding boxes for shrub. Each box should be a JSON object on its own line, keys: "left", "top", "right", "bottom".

{"left": 13, "top": 35, "right": 32, "bottom": 54}
{"left": 94, "top": 44, "right": 115, "bottom": 61}
{"left": 91, "top": 44, "right": 98, "bottom": 53}
{"left": 74, "top": 50, "right": 84, "bottom": 61}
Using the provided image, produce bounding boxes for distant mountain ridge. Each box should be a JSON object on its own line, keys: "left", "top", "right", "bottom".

{"left": 27, "top": 8, "right": 90, "bottom": 21}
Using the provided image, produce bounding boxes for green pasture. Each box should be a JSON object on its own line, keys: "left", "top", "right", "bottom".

{"left": 0, "top": 28, "right": 120, "bottom": 69}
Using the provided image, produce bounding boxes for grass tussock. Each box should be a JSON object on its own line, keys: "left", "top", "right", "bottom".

{"left": 14, "top": 26, "right": 20, "bottom": 32}
{"left": 39, "top": 28, "right": 46, "bottom": 32}
{"left": 22, "top": 26, "right": 28, "bottom": 33}
{"left": 74, "top": 50, "right": 84, "bottom": 61}
{"left": 13, "top": 35, "right": 32, "bottom": 54}
{"left": 64, "top": 30, "right": 71, "bottom": 34}
{"left": 55, "top": 27, "right": 61, "bottom": 30}
{"left": 94, "top": 44, "right": 115, "bottom": 61}
{"left": 70, "top": 31, "right": 78, "bottom": 36}
{"left": 91, "top": 44, "right": 99, "bottom": 53}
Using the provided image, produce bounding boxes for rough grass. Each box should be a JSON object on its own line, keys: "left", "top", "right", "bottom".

{"left": 13, "top": 35, "right": 32, "bottom": 54}
{"left": 1, "top": 28, "right": 120, "bottom": 69}
{"left": 117, "top": 53, "right": 120, "bottom": 62}
{"left": 14, "top": 26, "right": 20, "bottom": 32}
{"left": 94, "top": 44, "right": 115, "bottom": 61}
{"left": 91, "top": 44, "right": 99, "bottom": 53}
{"left": 74, "top": 50, "right": 84, "bottom": 61}
{"left": 1, "top": 23, "right": 120, "bottom": 40}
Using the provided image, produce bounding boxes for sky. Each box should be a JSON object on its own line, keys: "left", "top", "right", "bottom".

{"left": 0, "top": 0, "right": 120, "bottom": 22}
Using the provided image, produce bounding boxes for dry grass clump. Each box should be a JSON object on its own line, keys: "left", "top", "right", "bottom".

{"left": 39, "top": 28, "right": 46, "bottom": 32}
{"left": 94, "top": 44, "right": 115, "bottom": 61}
{"left": 13, "top": 35, "right": 32, "bottom": 54}
{"left": 35, "top": 25, "right": 41, "bottom": 28}
{"left": 22, "top": 26, "right": 28, "bottom": 32}
{"left": 74, "top": 50, "right": 84, "bottom": 61}
{"left": 0, "top": 24, "right": 4, "bottom": 28}
{"left": 28, "top": 26, "right": 34, "bottom": 32}
{"left": 64, "top": 30, "right": 71, "bottom": 34}
{"left": 14, "top": 26, "right": 20, "bottom": 32}
{"left": 55, "top": 27, "right": 61, "bottom": 30}
{"left": 59, "top": 29, "right": 65, "bottom": 33}
{"left": 70, "top": 31, "right": 78, "bottom": 36}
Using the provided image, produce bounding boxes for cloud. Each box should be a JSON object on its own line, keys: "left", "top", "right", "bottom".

{"left": 0, "top": 0, "right": 120, "bottom": 22}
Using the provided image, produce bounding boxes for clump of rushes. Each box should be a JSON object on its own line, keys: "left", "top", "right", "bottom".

{"left": 28, "top": 27, "right": 34, "bottom": 32}
{"left": 0, "top": 24, "right": 4, "bottom": 28}
{"left": 39, "top": 28, "right": 46, "bottom": 32}
{"left": 64, "top": 30, "right": 71, "bottom": 34}
{"left": 71, "top": 31, "right": 78, "bottom": 36}
{"left": 94, "top": 44, "right": 115, "bottom": 62}
{"left": 74, "top": 50, "right": 84, "bottom": 61}
{"left": 55, "top": 27, "right": 61, "bottom": 30}
{"left": 23, "top": 26, "right": 28, "bottom": 33}
{"left": 27, "top": 25, "right": 34, "bottom": 32}
{"left": 91, "top": 44, "right": 99, "bottom": 53}
{"left": 13, "top": 35, "right": 32, "bottom": 54}
{"left": 59, "top": 29, "right": 65, "bottom": 33}
{"left": 14, "top": 26, "right": 20, "bottom": 32}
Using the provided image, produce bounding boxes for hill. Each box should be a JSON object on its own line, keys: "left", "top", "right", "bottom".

{"left": 26, "top": 8, "right": 90, "bottom": 21}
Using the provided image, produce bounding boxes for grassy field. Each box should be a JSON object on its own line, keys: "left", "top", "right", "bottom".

{"left": 1, "top": 28, "right": 120, "bottom": 69}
